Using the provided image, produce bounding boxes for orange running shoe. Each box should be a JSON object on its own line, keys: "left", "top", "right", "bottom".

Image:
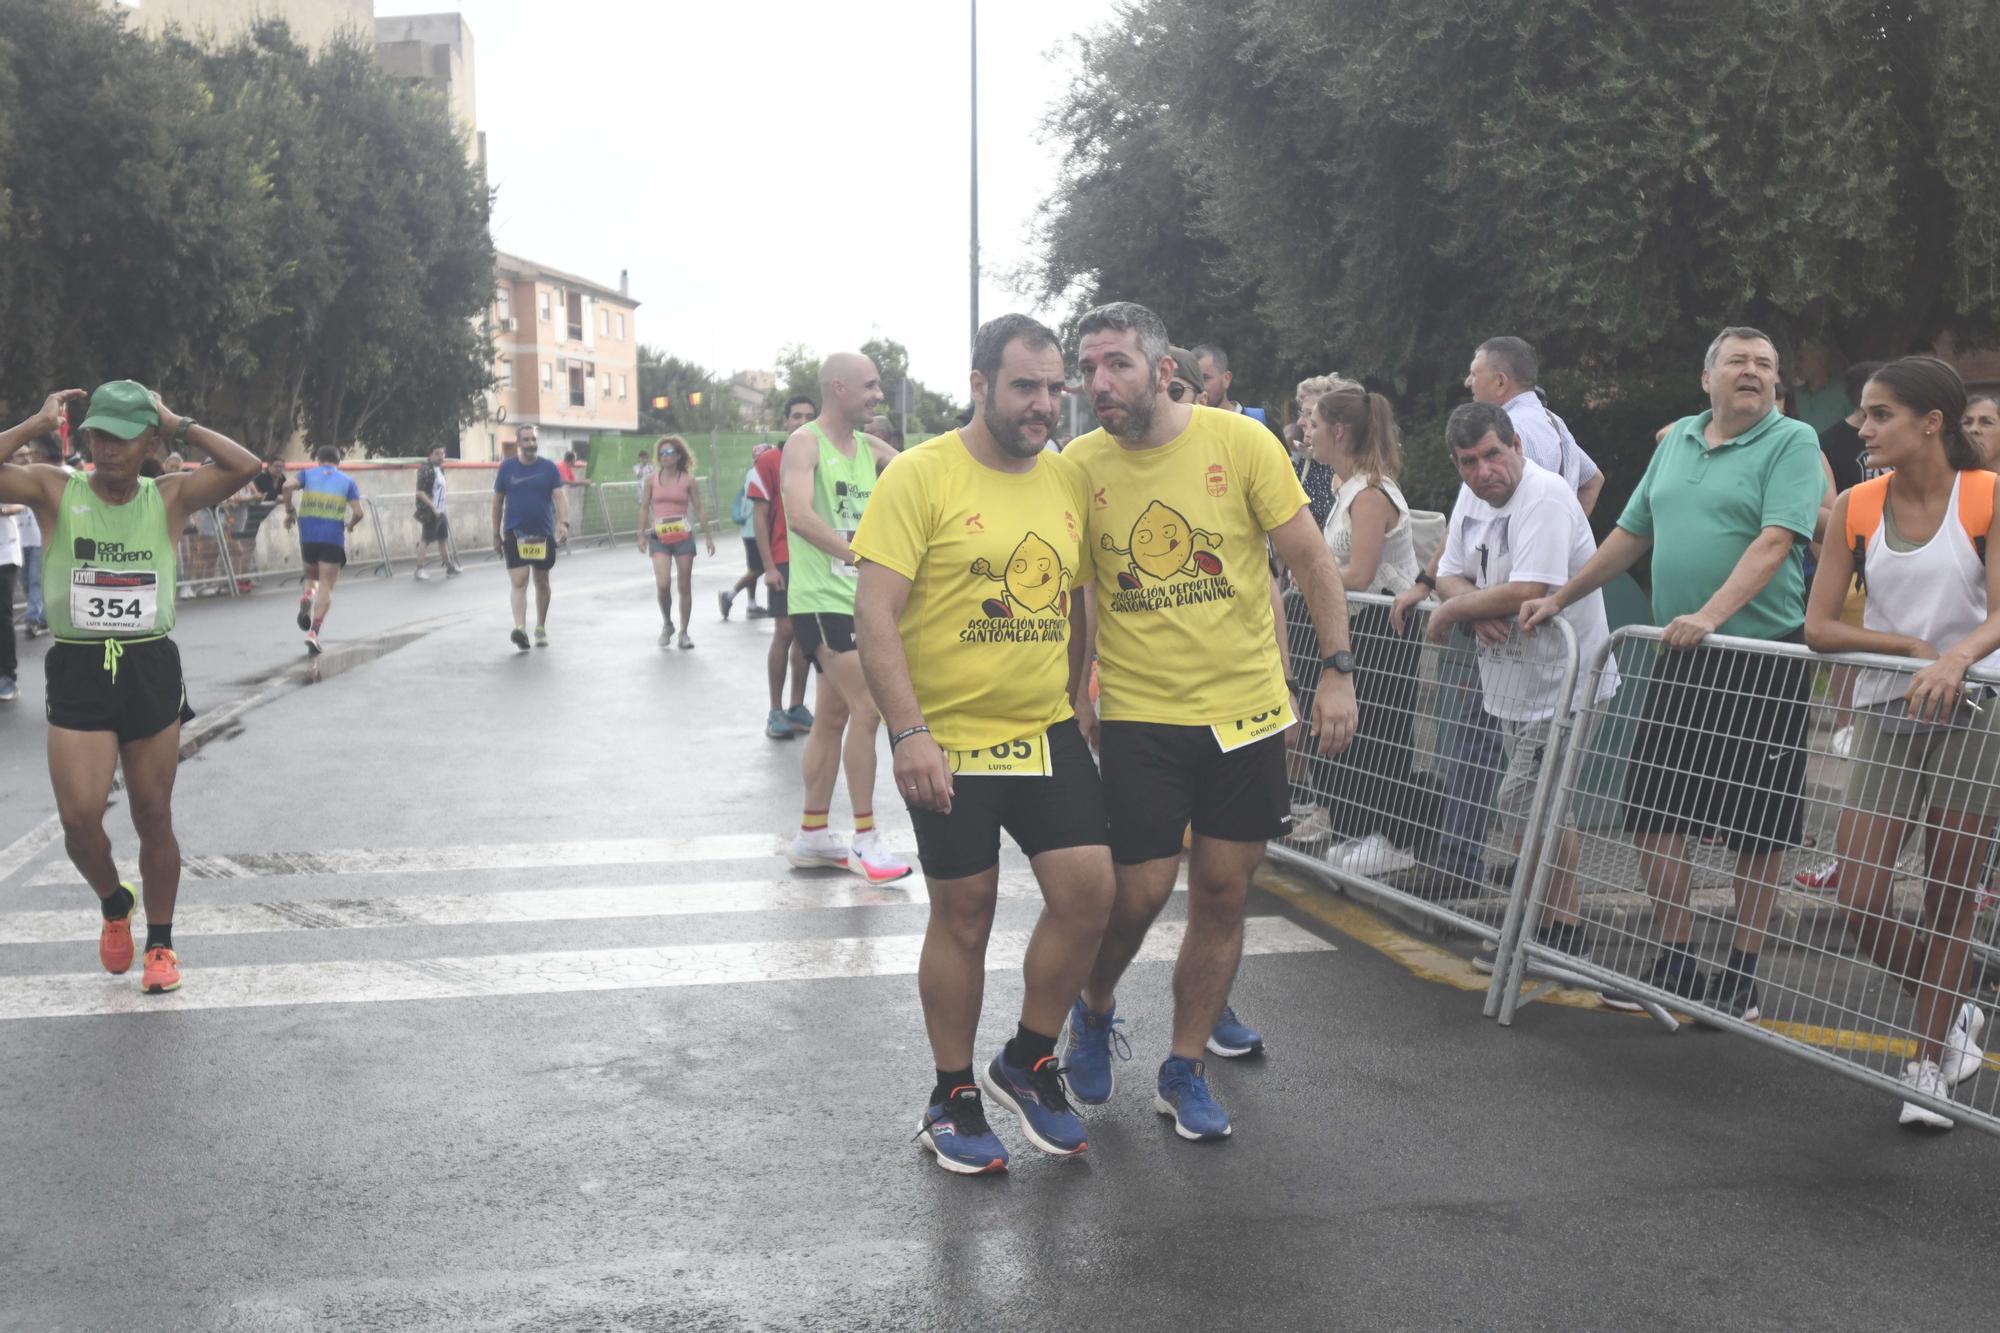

{"left": 98, "top": 884, "right": 137, "bottom": 974}
{"left": 141, "top": 946, "right": 181, "bottom": 994}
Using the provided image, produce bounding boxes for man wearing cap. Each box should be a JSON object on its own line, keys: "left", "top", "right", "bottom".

{"left": 0, "top": 381, "right": 262, "bottom": 995}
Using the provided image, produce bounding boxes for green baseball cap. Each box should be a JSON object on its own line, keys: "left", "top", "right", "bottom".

{"left": 1167, "top": 346, "right": 1204, "bottom": 393}
{"left": 78, "top": 380, "right": 159, "bottom": 440}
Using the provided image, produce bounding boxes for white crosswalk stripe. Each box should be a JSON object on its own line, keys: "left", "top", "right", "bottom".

{"left": 0, "top": 919, "right": 1331, "bottom": 1021}
{"left": 0, "top": 837, "right": 1335, "bottom": 1021}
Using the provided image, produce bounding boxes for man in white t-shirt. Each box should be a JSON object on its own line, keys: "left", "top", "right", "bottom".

{"left": 1404, "top": 404, "right": 1619, "bottom": 963}
{"left": 1466, "top": 336, "right": 1602, "bottom": 514}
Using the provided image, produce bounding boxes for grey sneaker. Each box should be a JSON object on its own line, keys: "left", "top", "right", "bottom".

{"left": 767, "top": 708, "right": 796, "bottom": 740}
{"left": 0, "top": 677, "right": 17, "bottom": 702}
{"left": 717, "top": 590, "right": 732, "bottom": 621}
{"left": 786, "top": 703, "right": 814, "bottom": 733}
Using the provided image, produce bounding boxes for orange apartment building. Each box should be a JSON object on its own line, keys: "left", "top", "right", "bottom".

{"left": 465, "top": 253, "right": 641, "bottom": 462}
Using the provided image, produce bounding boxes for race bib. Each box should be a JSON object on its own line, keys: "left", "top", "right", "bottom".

{"left": 655, "top": 517, "right": 690, "bottom": 542}
{"left": 1211, "top": 698, "right": 1297, "bottom": 753}
{"left": 70, "top": 569, "right": 158, "bottom": 635}
{"left": 948, "top": 732, "right": 1051, "bottom": 777}
{"left": 515, "top": 537, "right": 548, "bottom": 561}
{"left": 834, "top": 530, "right": 859, "bottom": 580}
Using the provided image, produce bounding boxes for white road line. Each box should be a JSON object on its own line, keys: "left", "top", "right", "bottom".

{"left": 20, "top": 834, "right": 858, "bottom": 887}
{"left": 0, "top": 917, "right": 1333, "bottom": 1021}
{"left": 0, "top": 817, "right": 63, "bottom": 888}
{"left": 0, "top": 872, "right": 1067, "bottom": 945}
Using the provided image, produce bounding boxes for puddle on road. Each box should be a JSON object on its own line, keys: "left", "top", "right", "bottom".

{"left": 228, "top": 631, "right": 428, "bottom": 691}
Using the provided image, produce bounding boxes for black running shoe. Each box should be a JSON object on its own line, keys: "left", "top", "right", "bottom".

{"left": 1600, "top": 955, "right": 1706, "bottom": 1013}
{"left": 510, "top": 627, "right": 531, "bottom": 651}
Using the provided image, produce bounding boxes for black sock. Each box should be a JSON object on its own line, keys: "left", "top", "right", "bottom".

{"left": 1726, "top": 948, "right": 1759, "bottom": 980}
{"left": 1004, "top": 1023, "right": 1057, "bottom": 1071}
{"left": 932, "top": 1066, "right": 976, "bottom": 1108}
{"left": 100, "top": 885, "right": 134, "bottom": 921}
{"left": 146, "top": 923, "right": 172, "bottom": 951}
{"left": 1662, "top": 943, "right": 1699, "bottom": 973}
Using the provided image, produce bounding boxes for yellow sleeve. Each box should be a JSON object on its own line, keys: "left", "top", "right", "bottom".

{"left": 1239, "top": 419, "right": 1310, "bottom": 532}
{"left": 850, "top": 450, "right": 933, "bottom": 581}
{"left": 1063, "top": 460, "right": 1096, "bottom": 588}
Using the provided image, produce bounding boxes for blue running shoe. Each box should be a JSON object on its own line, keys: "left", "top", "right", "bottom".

{"left": 785, "top": 703, "right": 815, "bottom": 734}
{"left": 1155, "top": 1056, "right": 1231, "bottom": 1141}
{"left": 978, "top": 1050, "right": 1087, "bottom": 1157}
{"left": 916, "top": 1085, "right": 1008, "bottom": 1175}
{"left": 1206, "top": 1005, "right": 1264, "bottom": 1059}
{"left": 1062, "top": 999, "right": 1129, "bottom": 1105}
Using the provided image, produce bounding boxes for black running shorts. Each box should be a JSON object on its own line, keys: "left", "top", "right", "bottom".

{"left": 907, "top": 718, "right": 1110, "bottom": 880}
{"left": 505, "top": 531, "right": 558, "bottom": 571}
{"left": 1621, "top": 637, "right": 1812, "bottom": 854}
{"left": 45, "top": 637, "right": 196, "bottom": 744}
{"left": 769, "top": 561, "right": 789, "bottom": 619}
{"left": 743, "top": 536, "right": 765, "bottom": 576}
{"left": 792, "top": 611, "right": 855, "bottom": 671}
{"left": 1099, "top": 718, "right": 1292, "bottom": 864}
{"left": 299, "top": 541, "right": 347, "bottom": 569}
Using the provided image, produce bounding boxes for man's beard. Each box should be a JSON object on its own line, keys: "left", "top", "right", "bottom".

{"left": 1100, "top": 390, "right": 1155, "bottom": 441}
{"left": 987, "top": 390, "right": 1054, "bottom": 458}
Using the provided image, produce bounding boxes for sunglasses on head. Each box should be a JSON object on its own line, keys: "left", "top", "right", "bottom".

{"left": 1168, "top": 380, "right": 1197, "bottom": 401}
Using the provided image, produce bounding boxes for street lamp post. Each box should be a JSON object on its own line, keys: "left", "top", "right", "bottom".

{"left": 970, "top": 0, "right": 979, "bottom": 352}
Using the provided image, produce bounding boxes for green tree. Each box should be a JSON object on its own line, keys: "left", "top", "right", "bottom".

{"left": 637, "top": 347, "right": 742, "bottom": 435}
{"left": 860, "top": 336, "right": 965, "bottom": 435}
{"left": 1038, "top": 0, "right": 2000, "bottom": 404}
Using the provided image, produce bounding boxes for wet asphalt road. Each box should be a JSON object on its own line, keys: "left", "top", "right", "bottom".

{"left": 0, "top": 546, "right": 1995, "bottom": 1331}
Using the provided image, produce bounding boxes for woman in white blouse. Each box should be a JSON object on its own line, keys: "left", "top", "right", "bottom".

{"left": 1308, "top": 388, "right": 1425, "bottom": 877}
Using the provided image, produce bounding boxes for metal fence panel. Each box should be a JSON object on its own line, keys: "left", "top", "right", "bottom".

{"left": 1505, "top": 625, "right": 2000, "bottom": 1136}
{"left": 1269, "top": 592, "right": 1581, "bottom": 1011}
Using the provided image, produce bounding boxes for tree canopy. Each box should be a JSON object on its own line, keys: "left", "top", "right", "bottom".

{"left": 0, "top": 0, "right": 494, "bottom": 455}
{"left": 765, "top": 339, "right": 966, "bottom": 435}
{"left": 1033, "top": 0, "right": 2000, "bottom": 411}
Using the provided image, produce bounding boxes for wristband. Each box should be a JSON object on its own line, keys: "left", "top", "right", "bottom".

{"left": 1415, "top": 570, "right": 1436, "bottom": 590}
{"left": 889, "top": 724, "right": 931, "bottom": 750}
{"left": 173, "top": 418, "right": 195, "bottom": 448}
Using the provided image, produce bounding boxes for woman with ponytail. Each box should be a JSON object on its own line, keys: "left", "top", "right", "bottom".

{"left": 1805, "top": 356, "right": 2000, "bottom": 1131}
{"left": 1309, "top": 389, "right": 1425, "bottom": 877}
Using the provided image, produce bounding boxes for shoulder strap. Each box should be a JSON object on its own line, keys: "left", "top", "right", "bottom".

{"left": 1958, "top": 469, "right": 1995, "bottom": 564}
{"left": 1845, "top": 474, "right": 1892, "bottom": 592}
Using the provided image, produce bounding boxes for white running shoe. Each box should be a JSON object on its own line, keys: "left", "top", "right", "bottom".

{"left": 1336, "top": 833, "right": 1416, "bottom": 878}
{"left": 678, "top": 631, "right": 694, "bottom": 650}
{"left": 659, "top": 627, "right": 672, "bottom": 648}
{"left": 1897, "top": 1060, "right": 1955, "bottom": 1130}
{"left": 850, "top": 829, "right": 913, "bottom": 884}
{"left": 785, "top": 828, "right": 850, "bottom": 871}
{"left": 1941, "top": 1002, "right": 1986, "bottom": 1087}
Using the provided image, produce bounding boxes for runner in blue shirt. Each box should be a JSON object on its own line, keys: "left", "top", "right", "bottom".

{"left": 281, "top": 445, "right": 363, "bottom": 655}
{"left": 492, "top": 424, "right": 570, "bottom": 650}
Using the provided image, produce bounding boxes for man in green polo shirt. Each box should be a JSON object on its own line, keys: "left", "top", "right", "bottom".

{"left": 1521, "top": 326, "right": 1824, "bottom": 1023}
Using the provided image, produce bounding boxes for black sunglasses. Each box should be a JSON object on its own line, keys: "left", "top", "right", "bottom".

{"left": 1168, "top": 380, "right": 1197, "bottom": 402}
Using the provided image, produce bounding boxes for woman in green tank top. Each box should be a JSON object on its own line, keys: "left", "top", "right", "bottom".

{"left": 0, "top": 381, "right": 263, "bottom": 997}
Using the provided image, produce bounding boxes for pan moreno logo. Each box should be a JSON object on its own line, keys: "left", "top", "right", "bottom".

{"left": 960, "top": 532, "right": 1072, "bottom": 644}
{"left": 1101, "top": 500, "right": 1235, "bottom": 613}
{"left": 73, "top": 537, "right": 155, "bottom": 564}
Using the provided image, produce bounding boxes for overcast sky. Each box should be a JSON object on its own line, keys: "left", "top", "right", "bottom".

{"left": 374, "top": 0, "right": 1124, "bottom": 400}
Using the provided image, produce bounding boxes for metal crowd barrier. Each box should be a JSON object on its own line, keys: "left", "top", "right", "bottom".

{"left": 1497, "top": 626, "right": 2000, "bottom": 1136}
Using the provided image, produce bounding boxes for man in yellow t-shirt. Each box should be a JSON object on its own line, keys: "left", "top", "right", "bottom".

{"left": 853, "top": 314, "right": 1113, "bottom": 1176}
{"left": 1062, "top": 301, "right": 1360, "bottom": 1142}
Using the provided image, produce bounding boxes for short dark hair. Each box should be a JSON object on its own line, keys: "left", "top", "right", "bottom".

{"left": 783, "top": 393, "right": 817, "bottom": 417}
{"left": 1075, "top": 301, "right": 1170, "bottom": 370}
{"left": 1866, "top": 356, "right": 1982, "bottom": 471}
{"left": 1842, "top": 359, "right": 1885, "bottom": 406}
{"left": 315, "top": 445, "right": 339, "bottom": 465}
{"left": 1192, "top": 343, "right": 1229, "bottom": 374}
{"left": 1704, "top": 326, "right": 1778, "bottom": 372}
{"left": 1445, "top": 402, "right": 1518, "bottom": 455}
{"left": 1476, "top": 337, "right": 1538, "bottom": 388}
{"left": 972, "top": 313, "right": 1061, "bottom": 381}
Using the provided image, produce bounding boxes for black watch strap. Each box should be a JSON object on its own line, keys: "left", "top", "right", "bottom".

{"left": 1415, "top": 570, "right": 1437, "bottom": 590}
{"left": 1322, "top": 650, "right": 1357, "bottom": 676}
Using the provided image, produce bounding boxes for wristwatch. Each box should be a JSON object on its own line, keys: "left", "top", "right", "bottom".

{"left": 1322, "top": 650, "right": 1358, "bottom": 676}
{"left": 1415, "top": 570, "right": 1437, "bottom": 590}
{"left": 172, "top": 418, "right": 196, "bottom": 448}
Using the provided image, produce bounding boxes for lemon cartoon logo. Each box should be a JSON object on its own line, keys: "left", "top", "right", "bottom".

{"left": 1100, "top": 500, "right": 1222, "bottom": 591}
{"left": 971, "top": 532, "right": 1070, "bottom": 618}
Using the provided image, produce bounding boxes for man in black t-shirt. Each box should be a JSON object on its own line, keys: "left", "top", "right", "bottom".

{"left": 1818, "top": 359, "right": 1884, "bottom": 495}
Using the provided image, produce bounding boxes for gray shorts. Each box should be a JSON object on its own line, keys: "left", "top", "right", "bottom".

{"left": 1493, "top": 715, "right": 1560, "bottom": 845}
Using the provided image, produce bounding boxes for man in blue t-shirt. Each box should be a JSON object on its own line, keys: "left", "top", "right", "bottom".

{"left": 491, "top": 424, "right": 570, "bottom": 650}
{"left": 281, "top": 444, "right": 363, "bottom": 655}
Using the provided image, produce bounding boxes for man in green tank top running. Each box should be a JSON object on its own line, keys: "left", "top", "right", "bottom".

{"left": 777, "top": 351, "right": 912, "bottom": 884}
{"left": 0, "top": 382, "right": 263, "bottom": 995}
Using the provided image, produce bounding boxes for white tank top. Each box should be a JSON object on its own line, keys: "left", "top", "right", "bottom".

{"left": 1322, "top": 472, "right": 1417, "bottom": 596}
{"left": 1855, "top": 472, "right": 2000, "bottom": 707}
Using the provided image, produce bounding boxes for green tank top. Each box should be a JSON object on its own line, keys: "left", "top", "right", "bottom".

{"left": 44, "top": 471, "right": 177, "bottom": 642}
{"left": 786, "top": 422, "right": 880, "bottom": 615}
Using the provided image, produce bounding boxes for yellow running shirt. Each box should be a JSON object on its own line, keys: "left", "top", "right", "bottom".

{"left": 1067, "top": 405, "right": 1308, "bottom": 726}
{"left": 851, "top": 432, "right": 1093, "bottom": 752}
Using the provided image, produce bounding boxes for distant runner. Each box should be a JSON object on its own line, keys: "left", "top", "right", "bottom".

{"left": 493, "top": 424, "right": 569, "bottom": 651}
{"left": 282, "top": 445, "right": 365, "bottom": 655}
